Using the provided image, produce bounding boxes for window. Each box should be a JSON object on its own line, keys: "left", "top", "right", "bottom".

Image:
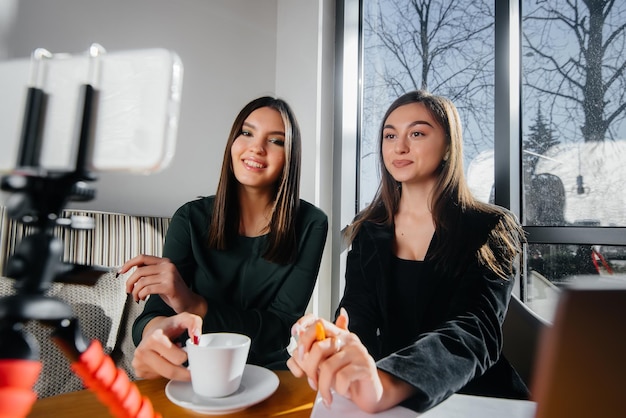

{"left": 520, "top": 0, "right": 626, "bottom": 317}
{"left": 359, "top": 0, "right": 495, "bottom": 209}
{"left": 340, "top": 0, "right": 626, "bottom": 320}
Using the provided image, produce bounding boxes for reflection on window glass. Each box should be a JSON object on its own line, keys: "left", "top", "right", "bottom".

{"left": 521, "top": 0, "right": 626, "bottom": 227}
{"left": 525, "top": 243, "right": 626, "bottom": 320}
{"left": 360, "top": 0, "right": 495, "bottom": 209}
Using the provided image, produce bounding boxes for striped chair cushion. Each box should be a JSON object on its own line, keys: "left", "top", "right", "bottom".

{"left": 0, "top": 206, "right": 169, "bottom": 398}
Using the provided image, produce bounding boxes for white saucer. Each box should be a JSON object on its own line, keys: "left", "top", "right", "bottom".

{"left": 165, "top": 364, "right": 279, "bottom": 415}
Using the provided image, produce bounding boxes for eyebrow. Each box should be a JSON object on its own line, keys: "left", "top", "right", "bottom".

{"left": 242, "top": 121, "right": 285, "bottom": 137}
{"left": 383, "top": 120, "right": 434, "bottom": 130}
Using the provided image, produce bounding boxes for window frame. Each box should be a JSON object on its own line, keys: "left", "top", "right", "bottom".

{"left": 333, "top": 0, "right": 626, "bottom": 313}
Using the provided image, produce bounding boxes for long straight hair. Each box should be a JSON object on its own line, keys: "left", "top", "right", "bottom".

{"left": 346, "top": 90, "right": 523, "bottom": 279}
{"left": 208, "top": 96, "right": 301, "bottom": 264}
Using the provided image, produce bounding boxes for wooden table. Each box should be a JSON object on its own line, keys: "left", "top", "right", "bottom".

{"left": 28, "top": 371, "right": 316, "bottom": 417}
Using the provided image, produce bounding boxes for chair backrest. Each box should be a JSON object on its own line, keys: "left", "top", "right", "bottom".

{"left": 0, "top": 206, "right": 170, "bottom": 398}
{"left": 1, "top": 206, "right": 170, "bottom": 270}
{"left": 502, "top": 293, "right": 550, "bottom": 387}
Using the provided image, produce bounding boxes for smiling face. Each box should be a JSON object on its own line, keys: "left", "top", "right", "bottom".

{"left": 230, "top": 106, "right": 286, "bottom": 193}
{"left": 381, "top": 102, "right": 448, "bottom": 187}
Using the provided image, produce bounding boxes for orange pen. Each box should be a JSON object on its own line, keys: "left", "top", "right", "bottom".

{"left": 315, "top": 321, "right": 326, "bottom": 341}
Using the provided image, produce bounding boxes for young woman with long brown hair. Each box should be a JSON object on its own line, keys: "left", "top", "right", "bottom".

{"left": 288, "top": 90, "right": 527, "bottom": 413}
{"left": 119, "top": 96, "right": 328, "bottom": 381}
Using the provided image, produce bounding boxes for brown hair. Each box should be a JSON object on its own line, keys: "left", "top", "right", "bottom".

{"left": 208, "top": 96, "right": 301, "bottom": 264}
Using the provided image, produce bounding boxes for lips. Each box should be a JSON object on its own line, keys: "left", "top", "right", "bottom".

{"left": 392, "top": 160, "right": 412, "bottom": 168}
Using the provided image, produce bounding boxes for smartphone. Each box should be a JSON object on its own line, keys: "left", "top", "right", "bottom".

{"left": 0, "top": 48, "right": 183, "bottom": 174}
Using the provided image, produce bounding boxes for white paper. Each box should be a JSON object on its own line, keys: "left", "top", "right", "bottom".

{"left": 310, "top": 392, "right": 537, "bottom": 418}
{"left": 310, "top": 393, "right": 417, "bottom": 418}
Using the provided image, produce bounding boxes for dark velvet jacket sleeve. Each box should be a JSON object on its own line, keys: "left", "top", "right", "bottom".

{"left": 338, "top": 213, "right": 523, "bottom": 412}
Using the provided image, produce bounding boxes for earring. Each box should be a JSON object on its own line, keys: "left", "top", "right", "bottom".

{"left": 443, "top": 151, "right": 450, "bottom": 162}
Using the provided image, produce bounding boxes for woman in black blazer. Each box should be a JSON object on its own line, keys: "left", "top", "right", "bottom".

{"left": 287, "top": 90, "right": 527, "bottom": 413}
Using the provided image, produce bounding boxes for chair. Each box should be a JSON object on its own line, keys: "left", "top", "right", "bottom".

{"left": 0, "top": 206, "right": 170, "bottom": 398}
{"left": 502, "top": 293, "right": 550, "bottom": 388}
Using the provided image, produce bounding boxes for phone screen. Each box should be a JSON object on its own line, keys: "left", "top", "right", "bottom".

{"left": 0, "top": 48, "right": 183, "bottom": 174}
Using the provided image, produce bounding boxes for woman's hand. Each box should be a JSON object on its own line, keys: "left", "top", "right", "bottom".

{"left": 121, "top": 254, "right": 207, "bottom": 316}
{"left": 131, "top": 313, "right": 202, "bottom": 381}
{"left": 287, "top": 309, "right": 415, "bottom": 413}
{"left": 286, "top": 309, "right": 383, "bottom": 412}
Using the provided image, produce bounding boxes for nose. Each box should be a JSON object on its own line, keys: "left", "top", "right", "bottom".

{"left": 249, "top": 136, "right": 267, "bottom": 155}
{"left": 394, "top": 136, "right": 409, "bottom": 154}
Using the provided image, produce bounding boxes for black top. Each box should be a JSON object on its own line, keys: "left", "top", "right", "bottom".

{"left": 387, "top": 256, "right": 431, "bottom": 350}
{"left": 132, "top": 196, "right": 328, "bottom": 367}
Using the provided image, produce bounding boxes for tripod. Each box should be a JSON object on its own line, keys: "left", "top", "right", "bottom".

{"left": 0, "top": 48, "right": 160, "bottom": 418}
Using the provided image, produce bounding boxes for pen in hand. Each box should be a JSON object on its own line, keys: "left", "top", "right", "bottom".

{"left": 315, "top": 308, "right": 349, "bottom": 342}
{"left": 288, "top": 308, "right": 349, "bottom": 355}
{"left": 287, "top": 322, "right": 323, "bottom": 357}
{"left": 315, "top": 321, "right": 326, "bottom": 341}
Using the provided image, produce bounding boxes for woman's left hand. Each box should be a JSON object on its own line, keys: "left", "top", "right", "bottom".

{"left": 287, "top": 310, "right": 385, "bottom": 412}
{"left": 121, "top": 254, "right": 207, "bottom": 316}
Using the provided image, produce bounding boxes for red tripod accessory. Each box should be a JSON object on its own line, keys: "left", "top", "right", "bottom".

{"left": 0, "top": 359, "right": 41, "bottom": 418}
{"left": 70, "top": 340, "right": 161, "bottom": 418}
{"left": 591, "top": 248, "right": 614, "bottom": 275}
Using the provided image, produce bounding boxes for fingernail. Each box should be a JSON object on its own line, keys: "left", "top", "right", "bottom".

{"left": 307, "top": 376, "right": 317, "bottom": 391}
{"left": 322, "top": 396, "right": 331, "bottom": 409}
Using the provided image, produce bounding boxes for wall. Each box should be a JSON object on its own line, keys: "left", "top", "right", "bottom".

{"left": 0, "top": 0, "right": 324, "bottom": 218}
{"left": 275, "top": 0, "right": 336, "bottom": 318}
{"left": 0, "top": 0, "right": 336, "bottom": 316}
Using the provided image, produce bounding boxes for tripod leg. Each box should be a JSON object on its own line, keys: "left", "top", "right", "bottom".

{"left": 0, "top": 359, "right": 42, "bottom": 418}
{"left": 51, "top": 318, "right": 161, "bottom": 418}
{"left": 0, "top": 322, "right": 42, "bottom": 418}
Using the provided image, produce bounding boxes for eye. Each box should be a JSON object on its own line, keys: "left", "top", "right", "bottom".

{"left": 383, "top": 132, "right": 396, "bottom": 140}
{"left": 240, "top": 129, "right": 252, "bottom": 137}
{"left": 268, "top": 138, "right": 285, "bottom": 147}
{"left": 410, "top": 131, "right": 424, "bottom": 138}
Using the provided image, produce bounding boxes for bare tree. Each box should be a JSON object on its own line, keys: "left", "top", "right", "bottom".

{"left": 362, "top": 0, "right": 494, "bottom": 154}
{"left": 523, "top": 0, "right": 626, "bottom": 142}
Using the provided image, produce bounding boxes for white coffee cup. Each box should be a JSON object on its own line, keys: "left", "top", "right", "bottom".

{"left": 186, "top": 332, "right": 251, "bottom": 398}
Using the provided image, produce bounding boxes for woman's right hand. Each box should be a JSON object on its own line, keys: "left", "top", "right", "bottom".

{"left": 121, "top": 254, "right": 207, "bottom": 317}
{"left": 131, "top": 313, "right": 202, "bottom": 381}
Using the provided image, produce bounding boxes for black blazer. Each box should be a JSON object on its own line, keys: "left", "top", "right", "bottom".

{"left": 337, "top": 210, "right": 529, "bottom": 412}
